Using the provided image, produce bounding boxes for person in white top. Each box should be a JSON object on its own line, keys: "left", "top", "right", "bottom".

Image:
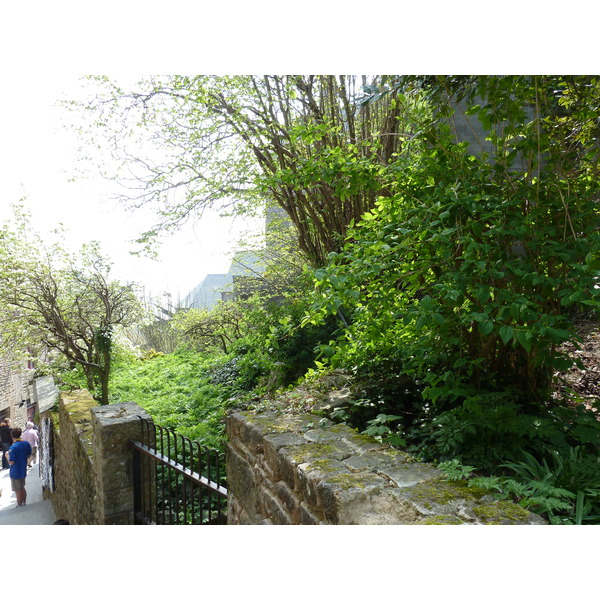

{"left": 21, "top": 422, "right": 39, "bottom": 468}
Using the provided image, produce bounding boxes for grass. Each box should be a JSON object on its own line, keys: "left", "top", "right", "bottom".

{"left": 109, "top": 349, "right": 233, "bottom": 451}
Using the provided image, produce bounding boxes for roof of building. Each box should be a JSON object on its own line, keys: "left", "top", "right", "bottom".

{"left": 182, "top": 250, "right": 266, "bottom": 310}
{"left": 34, "top": 375, "right": 59, "bottom": 413}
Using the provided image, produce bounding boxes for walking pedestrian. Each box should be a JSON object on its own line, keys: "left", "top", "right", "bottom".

{"left": 5, "top": 427, "right": 31, "bottom": 507}
{"left": 0, "top": 418, "right": 12, "bottom": 470}
{"left": 22, "top": 422, "right": 39, "bottom": 467}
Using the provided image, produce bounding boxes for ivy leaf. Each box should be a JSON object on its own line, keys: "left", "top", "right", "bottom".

{"left": 477, "top": 320, "right": 494, "bottom": 336}
{"left": 464, "top": 104, "right": 481, "bottom": 116}
{"left": 420, "top": 295, "right": 435, "bottom": 310}
{"left": 432, "top": 312, "right": 446, "bottom": 327}
{"left": 499, "top": 325, "right": 514, "bottom": 345}
{"left": 515, "top": 329, "right": 532, "bottom": 353}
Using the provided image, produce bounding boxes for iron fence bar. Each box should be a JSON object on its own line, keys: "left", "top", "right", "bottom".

{"left": 179, "top": 433, "right": 186, "bottom": 525}
{"left": 159, "top": 423, "right": 166, "bottom": 524}
{"left": 185, "top": 436, "right": 196, "bottom": 524}
{"left": 166, "top": 428, "right": 173, "bottom": 524}
{"left": 207, "top": 446, "right": 213, "bottom": 524}
{"left": 131, "top": 441, "right": 228, "bottom": 498}
{"left": 131, "top": 418, "right": 227, "bottom": 525}
{"left": 195, "top": 441, "right": 204, "bottom": 523}
{"left": 176, "top": 432, "right": 185, "bottom": 524}
{"left": 140, "top": 419, "right": 149, "bottom": 522}
{"left": 215, "top": 453, "right": 221, "bottom": 518}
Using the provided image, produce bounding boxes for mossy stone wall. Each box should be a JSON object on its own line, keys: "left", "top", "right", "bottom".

{"left": 41, "top": 391, "right": 152, "bottom": 524}
{"left": 44, "top": 390, "right": 97, "bottom": 523}
{"left": 226, "top": 411, "right": 547, "bottom": 525}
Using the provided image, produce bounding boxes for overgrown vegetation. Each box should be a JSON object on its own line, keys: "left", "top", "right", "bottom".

{"left": 32, "top": 75, "right": 600, "bottom": 525}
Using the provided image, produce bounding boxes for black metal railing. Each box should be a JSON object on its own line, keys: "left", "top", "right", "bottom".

{"left": 131, "top": 417, "right": 227, "bottom": 525}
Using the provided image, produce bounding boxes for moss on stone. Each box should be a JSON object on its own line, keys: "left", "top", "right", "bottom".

{"left": 420, "top": 515, "right": 464, "bottom": 525}
{"left": 287, "top": 442, "right": 336, "bottom": 465}
{"left": 304, "top": 458, "right": 345, "bottom": 474}
{"left": 60, "top": 391, "right": 98, "bottom": 457}
{"left": 473, "top": 501, "right": 533, "bottom": 524}
{"left": 244, "top": 411, "right": 320, "bottom": 435}
{"left": 322, "top": 470, "right": 384, "bottom": 492}
{"left": 406, "top": 478, "right": 488, "bottom": 507}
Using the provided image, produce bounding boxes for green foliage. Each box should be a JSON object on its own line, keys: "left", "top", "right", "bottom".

{"left": 437, "top": 459, "right": 476, "bottom": 481}
{"left": 221, "top": 286, "right": 339, "bottom": 393}
{"left": 362, "top": 413, "right": 407, "bottom": 448}
{"left": 172, "top": 301, "right": 248, "bottom": 354}
{"left": 313, "top": 139, "right": 600, "bottom": 401}
{"left": 65, "top": 75, "right": 600, "bottom": 524}
{"left": 0, "top": 202, "right": 143, "bottom": 404}
{"left": 109, "top": 349, "right": 233, "bottom": 450}
{"left": 73, "top": 75, "right": 428, "bottom": 266}
{"left": 294, "top": 77, "right": 600, "bottom": 524}
{"left": 468, "top": 447, "right": 600, "bottom": 524}
{"left": 410, "top": 394, "right": 600, "bottom": 471}
{"left": 306, "top": 75, "right": 600, "bottom": 459}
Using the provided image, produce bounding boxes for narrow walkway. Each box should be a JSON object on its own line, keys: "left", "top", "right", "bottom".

{"left": 0, "top": 463, "right": 57, "bottom": 525}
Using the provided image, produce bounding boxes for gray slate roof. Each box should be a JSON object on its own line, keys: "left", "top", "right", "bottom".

{"left": 34, "top": 375, "right": 59, "bottom": 413}
{"left": 183, "top": 250, "right": 266, "bottom": 310}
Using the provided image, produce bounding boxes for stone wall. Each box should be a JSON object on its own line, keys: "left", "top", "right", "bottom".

{"left": 45, "top": 390, "right": 98, "bottom": 522}
{"left": 41, "top": 390, "right": 152, "bottom": 525}
{"left": 226, "top": 411, "right": 546, "bottom": 525}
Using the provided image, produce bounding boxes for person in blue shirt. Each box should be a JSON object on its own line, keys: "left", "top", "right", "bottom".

{"left": 5, "top": 427, "right": 32, "bottom": 507}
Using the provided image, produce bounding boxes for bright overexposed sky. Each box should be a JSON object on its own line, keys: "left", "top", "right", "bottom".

{"left": 0, "top": 73, "right": 263, "bottom": 301}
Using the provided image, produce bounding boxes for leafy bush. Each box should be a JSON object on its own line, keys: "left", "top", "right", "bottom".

{"left": 300, "top": 78, "right": 600, "bottom": 516}
{"left": 409, "top": 393, "right": 600, "bottom": 471}
{"left": 109, "top": 349, "right": 234, "bottom": 450}
{"left": 470, "top": 447, "right": 600, "bottom": 524}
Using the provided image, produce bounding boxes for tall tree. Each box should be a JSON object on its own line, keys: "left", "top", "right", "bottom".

{"left": 71, "top": 75, "right": 422, "bottom": 266}
{"left": 311, "top": 75, "right": 600, "bottom": 408}
{"left": 0, "top": 204, "right": 142, "bottom": 404}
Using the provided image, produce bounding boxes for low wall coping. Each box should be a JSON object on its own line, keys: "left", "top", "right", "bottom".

{"left": 227, "top": 410, "right": 547, "bottom": 525}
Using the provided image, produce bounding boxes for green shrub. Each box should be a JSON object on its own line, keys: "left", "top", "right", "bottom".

{"left": 109, "top": 349, "right": 233, "bottom": 450}
{"left": 470, "top": 447, "right": 600, "bottom": 524}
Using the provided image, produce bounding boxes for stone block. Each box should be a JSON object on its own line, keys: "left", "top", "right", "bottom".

{"left": 338, "top": 487, "right": 424, "bottom": 525}
{"left": 342, "top": 431, "right": 393, "bottom": 455}
{"left": 316, "top": 470, "right": 390, "bottom": 524}
{"left": 260, "top": 488, "right": 292, "bottom": 524}
{"left": 298, "top": 502, "right": 322, "bottom": 525}
{"left": 378, "top": 463, "right": 442, "bottom": 488}
{"left": 297, "top": 458, "right": 349, "bottom": 510}
{"left": 263, "top": 432, "right": 309, "bottom": 480}
{"left": 344, "top": 452, "right": 406, "bottom": 473}
{"left": 226, "top": 409, "right": 546, "bottom": 526}
{"left": 276, "top": 480, "right": 300, "bottom": 517}
{"left": 227, "top": 446, "right": 259, "bottom": 517}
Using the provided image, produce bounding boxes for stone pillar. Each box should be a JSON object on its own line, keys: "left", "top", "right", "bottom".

{"left": 90, "top": 402, "right": 153, "bottom": 525}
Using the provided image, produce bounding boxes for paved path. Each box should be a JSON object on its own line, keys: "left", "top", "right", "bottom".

{"left": 0, "top": 462, "right": 57, "bottom": 525}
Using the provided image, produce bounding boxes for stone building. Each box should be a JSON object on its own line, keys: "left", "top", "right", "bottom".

{"left": 182, "top": 250, "right": 267, "bottom": 310}
{"left": 0, "top": 353, "right": 33, "bottom": 426}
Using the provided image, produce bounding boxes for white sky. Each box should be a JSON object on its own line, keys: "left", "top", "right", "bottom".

{"left": 1, "top": 6, "right": 593, "bottom": 302}
{"left": 0, "top": 72, "right": 263, "bottom": 300}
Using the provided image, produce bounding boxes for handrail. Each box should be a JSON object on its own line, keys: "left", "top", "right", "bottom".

{"left": 131, "top": 440, "right": 227, "bottom": 498}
